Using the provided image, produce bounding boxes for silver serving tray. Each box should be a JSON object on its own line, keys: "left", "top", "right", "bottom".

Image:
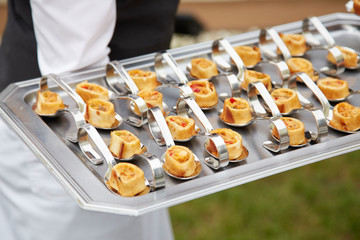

{"left": 1, "top": 13, "right": 360, "bottom": 216}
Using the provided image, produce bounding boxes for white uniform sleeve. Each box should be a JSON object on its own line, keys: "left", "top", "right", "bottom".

{"left": 30, "top": 0, "right": 116, "bottom": 75}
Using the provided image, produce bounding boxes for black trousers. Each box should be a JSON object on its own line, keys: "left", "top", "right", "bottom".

{"left": 0, "top": 0, "right": 179, "bottom": 92}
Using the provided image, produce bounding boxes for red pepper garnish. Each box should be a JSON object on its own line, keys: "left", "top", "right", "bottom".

{"left": 229, "top": 97, "right": 236, "bottom": 103}
{"left": 181, "top": 123, "right": 187, "bottom": 127}
{"left": 193, "top": 88, "right": 201, "bottom": 93}
{"left": 82, "top": 86, "right": 89, "bottom": 89}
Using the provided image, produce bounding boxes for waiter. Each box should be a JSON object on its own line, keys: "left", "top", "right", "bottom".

{"left": 0, "top": 0, "right": 179, "bottom": 239}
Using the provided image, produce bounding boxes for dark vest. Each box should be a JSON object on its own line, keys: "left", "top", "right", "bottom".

{"left": 0, "top": 0, "right": 179, "bottom": 92}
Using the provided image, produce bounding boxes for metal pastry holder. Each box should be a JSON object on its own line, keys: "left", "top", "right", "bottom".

{"left": 175, "top": 96, "right": 249, "bottom": 169}
{"left": 154, "top": 50, "right": 189, "bottom": 84}
{"left": 212, "top": 38, "right": 247, "bottom": 79}
{"left": 76, "top": 123, "right": 165, "bottom": 194}
{"left": 34, "top": 73, "right": 86, "bottom": 117}
{"left": 247, "top": 81, "right": 327, "bottom": 151}
{"left": 147, "top": 107, "right": 201, "bottom": 180}
{"left": 155, "top": 50, "right": 218, "bottom": 110}
{"left": 114, "top": 94, "right": 148, "bottom": 127}
{"left": 297, "top": 72, "right": 360, "bottom": 134}
{"left": 106, "top": 61, "right": 139, "bottom": 95}
{"left": 302, "top": 16, "right": 347, "bottom": 75}
{"left": 217, "top": 98, "right": 256, "bottom": 127}
{"left": 259, "top": 28, "right": 321, "bottom": 81}
{"left": 211, "top": 38, "right": 297, "bottom": 95}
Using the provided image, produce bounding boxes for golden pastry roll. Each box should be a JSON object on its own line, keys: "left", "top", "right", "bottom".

{"left": 327, "top": 45, "right": 358, "bottom": 68}
{"left": 355, "top": 0, "right": 360, "bottom": 15}
{"left": 85, "top": 99, "right": 116, "bottom": 128}
{"left": 286, "top": 58, "right": 318, "bottom": 82}
{"left": 108, "top": 162, "right": 146, "bottom": 197}
{"left": 233, "top": 45, "right": 261, "bottom": 67}
{"left": 241, "top": 70, "right": 272, "bottom": 92}
{"left": 329, "top": 102, "right": 360, "bottom": 132}
{"left": 35, "top": 90, "right": 65, "bottom": 115}
{"left": 187, "top": 80, "right": 218, "bottom": 108}
{"left": 219, "top": 97, "right": 252, "bottom": 124}
{"left": 75, "top": 81, "right": 109, "bottom": 103}
{"left": 279, "top": 33, "right": 307, "bottom": 56}
{"left": 128, "top": 69, "right": 161, "bottom": 91}
{"left": 166, "top": 116, "right": 196, "bottom": 140}
{"left": 271, "top": 88, "right": 302, "bottom": 114}
{"left": 109, "top": 130, "right": 142, "bottom": 159}
{"left": 134, "top": 89, "right": 164, "bottom": 115}
{"left": 164, "top": 145, "right": 196, "bottom": 177}
{"left": 317, "top": 77, "right": 349, "bottom": 100}
{"left": 272, "top": 117, "right": 307, "bottom": 145}
{"left": 208, "top": 128, "right": 243, "bottom": 160}
{"left": 190, "top": 57, "right": 218, "bottom": 79}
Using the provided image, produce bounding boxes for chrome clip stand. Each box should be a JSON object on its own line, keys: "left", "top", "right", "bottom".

{"left": 76, "top": 124, "right": 165, "bottom": 192}
{"left": 302, "top": 16, "right": 347, "bottom": 75}
{"left": 147, "top": 107, "right": 202, "bottom": 180}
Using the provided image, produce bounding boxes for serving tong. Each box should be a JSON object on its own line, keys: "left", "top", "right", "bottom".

{"left": 154, "top": 51, "right": 218, "bottom": 110}
{"left": 74, "top": 123, "right": 165, "bottom": 195}
{"left": 105, "top": 61, "right": 169, "bottom": 127}
{"left": 247, "top": 80, "right": 328, "bottom": 152}
{"left": 34, "top": 74, "right": 122, "bottom": 133}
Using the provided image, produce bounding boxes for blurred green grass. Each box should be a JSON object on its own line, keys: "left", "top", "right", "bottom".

{"left": 170, "top": 150, "right": 360, "bottom": 240}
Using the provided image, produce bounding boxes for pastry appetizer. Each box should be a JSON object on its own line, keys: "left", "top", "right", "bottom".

{"left": 75, "top": 81, "right": 109, "bottom": 103}
{"left": 272, "top": 117, "right": 307, "bottom": 145}
{"left": 190, "top": 58, "right": 218, "bottom": 79}
{"left": 187, "top": 80, "right": 218, "bottom": 108}
{"left": 233, "top": 45, "right": 261, "bottom": 67}
{"left": 134, "top": 89, "right": 164, "bottom": 115}
{"left": 355, "top": 0, "right": 360, "bottom": 15}
{"left": 166, "top": 116, "right": 196, "bottom": 140}
{"left": 271, "top": 88, "right": 302, "bottom": 114}
{"left": 128, "top": 69, "right": 161, "bottom": 91}
{"left": 286, "top": 58, "right": 318, "bottom": 82}
{"left": 327, "top": 46, "right": 358, "bottom": 68}
{"left": 241, "top": 70, "right": 272, "bottom": 92}
{"left": 109, "top": 130, "right": 143, "bottom": 159}
{"left": 279, "top": 33, "right": 307, "bottom": 56}
{"left": 219, "top": 97, "right": 252, "bottom": 125}
{"left": 317, "top": 77, "right": 350, "bottom": 100}
{"left": 208, "top": 128, "right": 243, "bottom": 160}
{"left": 329, "top": 102, "right": 360, "bottom": 132}
{"left": 164, "top": 145, "right": 196, "bottom": 178}
{"left": 85, "top": 98, "right": 116, "bottom": 128}
{"left": 34, "top": 90, "right": 66, "bottom": 115}
{"left": 107, "top": 162, "right": 146, "bottom": 197}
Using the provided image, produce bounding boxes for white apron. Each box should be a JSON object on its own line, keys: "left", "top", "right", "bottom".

{"left": 0, "top": 118, "right": 174, "bottom": 240}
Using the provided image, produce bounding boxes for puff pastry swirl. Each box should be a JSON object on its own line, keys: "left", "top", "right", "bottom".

{"left": 35, "top": 90, "right": 65, "bottom": 115}
{"left": 208, "top": 128, "right": 243, "bottom": 160}
{"left": 109, "top": 130, "right": 142, "bottom": 159}
{"left": 190, "top": 57, "right": 218, "bottom": 79}
{"left": 108, "top": 162, "right": 146, "bottom": 197}
{"left": 329, "top": 102, "right": 360, "bottom": 132}
{"left": 317, "top": 77, "right": 349, "bottom": 100}
{"left": 128, "top": 69, "right": 161, "bottom": 91}
{"left": 219, "top": 97, "right": 252, "bottom": 124}
{"left": 85, "top": 98, "right": 116, "bottom": 128}
{"left": 271, "top": 88, "right": 302, "bottom": 114}
{"left": 187, "top": 80, "right": 218, "bottom": 108}
{"left": 272, "top": 117, "right": 307, "bottom": 145}
{"left": 75, "top": 81, "right": 109, "bottom": 103}
{"left": 166, "top": 116, "right": 196, "bottom": 140}
{"left": 233, "top": 45, "right": 261, "bottom": 67}
{"left": 165, "top": 145, "right": 196, "bottom": 177}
